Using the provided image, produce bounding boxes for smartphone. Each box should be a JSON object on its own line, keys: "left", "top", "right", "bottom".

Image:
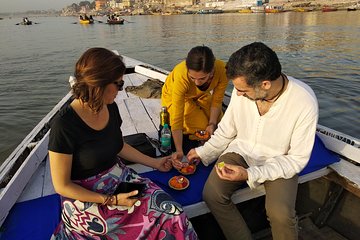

{"left": 114, "top": 182, "right": 146, "bottom": 198}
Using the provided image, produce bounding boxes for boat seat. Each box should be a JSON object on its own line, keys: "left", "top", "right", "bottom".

{"left": 0, "top": 134, "right": 340, "bottom": 239}
{"left": 139, "top": 134, "right": 340, "bottom": 218}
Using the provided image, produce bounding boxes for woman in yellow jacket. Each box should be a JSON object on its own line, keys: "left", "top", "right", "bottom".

{"left": 161, "top": 46, "right": 229, "bottom": 164}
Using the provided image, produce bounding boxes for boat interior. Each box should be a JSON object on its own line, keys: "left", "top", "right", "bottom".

{"left": 0, "top": 55, "right": 359, "bottom": 239}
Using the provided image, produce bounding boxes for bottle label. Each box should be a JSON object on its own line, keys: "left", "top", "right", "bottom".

{"left": 160, "top": 112, "right": 169, "bottom": 126}
{"left": 161, "top": 135, "right": 171, "bottom": 147}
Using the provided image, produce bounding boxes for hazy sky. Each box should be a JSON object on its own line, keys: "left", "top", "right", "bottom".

{"left": 0, "top": 0, "right": 77, "bottom": 13}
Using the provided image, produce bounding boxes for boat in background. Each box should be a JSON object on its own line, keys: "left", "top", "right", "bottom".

{"left": 251, "top": 5, "right": 265, "bottom": 13}
{"left": 79, "top": 19, "right": 94, "bottom": 24}
{"left": 197, "top": 9, "right": 224, "bottom": 14}
{"left": 322, "top": 6, "right": 338, "bottom": 12}
{"left": 107, "top": 18, "right": 124, "bottom": 25}
{"left": 292, "top": 7, "right": 313, "bottom": 12}
{"left": 347, "top": 2, "right": 360, "bottom": 11}
{"left": 265, "top": 5, "right": 285, "bottom": 13}
{"left": 238, "top": 8, "right": 252, "bottom": 13}
{"left": 0, "top": 55, "right": 359, "bottom": 239}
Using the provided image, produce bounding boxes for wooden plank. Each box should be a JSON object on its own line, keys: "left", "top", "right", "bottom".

{"left": 115, "top": 99, "right": 137, "bottom": 136}
{"left": 327, "top": 162, "right": 360, "bottom": 198}
{"left": 124, "top": 98, "right": 158, "bottom": 134}
{"left": 141, "top": 98, "right": 162, "bottom": 130}
{"left": 127, "top": 73, "right": 148, "bottom": 86}
{"left": 134, "top": 65, "right": 169, "bottom": 82}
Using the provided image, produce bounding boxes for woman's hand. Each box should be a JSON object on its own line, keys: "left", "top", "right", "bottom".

{"left": 171, "top": 151, "right": 184, "bottom": 170}
{"left": 156, "top": 155, "right": 172, "bottom": 172}
{"left": 110, "top": 191, "right": 139, "bottom": 207}
{"left": 205, "top": 123, "right": 216, "bottom": 136}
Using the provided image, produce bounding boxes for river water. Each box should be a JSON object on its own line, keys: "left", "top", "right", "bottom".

{"left": 0, "top": 11, "right": 359, "bottom": 164}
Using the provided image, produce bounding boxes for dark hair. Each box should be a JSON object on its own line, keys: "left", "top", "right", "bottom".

{"left": 186, "top": 46, "right": 215, "bottom": 73}
{"left": 72, "top": 48, "right": 126, "bottom": 113}
{"left": 226, "top": 42, "right": 281, "bottom": 87}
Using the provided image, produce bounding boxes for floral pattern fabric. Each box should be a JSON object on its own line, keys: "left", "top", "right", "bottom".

{"left": 51, "top": 160, "right": 198, "bottom": 240}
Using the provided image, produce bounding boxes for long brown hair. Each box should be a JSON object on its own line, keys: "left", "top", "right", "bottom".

{"left": 72, "top": 48, "right": 126, "bottom": 113}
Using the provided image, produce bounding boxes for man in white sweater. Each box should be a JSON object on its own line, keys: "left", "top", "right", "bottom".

{"left": 186, "top": 42, "right": 319, "bottom": 240}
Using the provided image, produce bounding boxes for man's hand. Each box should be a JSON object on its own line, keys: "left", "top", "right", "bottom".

{"left": 215, "top": 162, "right": 248, "bottom": 181}
{"left": 187, "top": 149, "right": 201, "bottom": 165}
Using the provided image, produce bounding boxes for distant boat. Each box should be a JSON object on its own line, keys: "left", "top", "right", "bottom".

{"left": 322, "top": 6, "right": 338, "bottom": 12}
{"left": 292, "top": 7, "right": 313, "bottom": 12}
{"left": 347, "top": 3, "right": 359, "bottom": 11}
{"left": 20, "top": 21, "right": 32, "bottom": 25}
{"left": 79, "top": 19, "right": 94, "bottom": 24}
{"left": 107, "top": 18, "right": 124, "bottom": 25}
{"left": 251, "top": 5, "right": 265, "bottom": 13}
{"left": 197, "top": 9, "right": 224, "bottom": 14}
{"left": 16, "top": 17, "right": 33, "bottom": 25}
{"left": 238, "top": 8, "right": 252, "bottom": 13}
{"left": 265, "top": 5, "right": 284, "bottom": 13}
{"left": 183, "top": 10, "right": 196, "bottom": 14}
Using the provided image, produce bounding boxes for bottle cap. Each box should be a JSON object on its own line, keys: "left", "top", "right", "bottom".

{"left": 164, "top": 123, "right": 169, "bottom": 128}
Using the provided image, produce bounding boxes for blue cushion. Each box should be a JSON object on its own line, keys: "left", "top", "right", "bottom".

{"left": 0, "top": 194, "right": 61, "bottom": 240}
{"left": 142, "top": 135, "right": 339, "bottom": 206}
{"left": 299, "top": 134, "right": 340, "bottom": 175}
{"left": 141, "top": 162, "right": 215, "bottom": 206}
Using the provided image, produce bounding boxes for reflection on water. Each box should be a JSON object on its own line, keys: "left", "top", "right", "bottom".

{"left": 0, "top": 11, "right": 359, "bottom": 163}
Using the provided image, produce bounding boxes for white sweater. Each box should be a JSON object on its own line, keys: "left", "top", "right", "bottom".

{"left": 196, "top": 76, "right": 319, "bottom": 189}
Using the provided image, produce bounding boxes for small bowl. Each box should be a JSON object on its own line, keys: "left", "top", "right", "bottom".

{"left": 194, "top": 130, "right": 210, "bottom": 140}
{"left": 178, "top": 164, "right": 197, "bottom": 175}
{"left": 168, "top": 176, "right": 190, "bottom": 190}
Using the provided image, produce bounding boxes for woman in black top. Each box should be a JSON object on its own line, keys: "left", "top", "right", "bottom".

{"left": 48, "top": 48, "right": 198, "bottom": 239}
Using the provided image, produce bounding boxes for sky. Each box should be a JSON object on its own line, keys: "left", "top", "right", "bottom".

{"left": 0, "top": 0, "right": 77, "bottom": 13}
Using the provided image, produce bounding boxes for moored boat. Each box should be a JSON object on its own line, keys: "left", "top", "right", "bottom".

{"left": 238, "top": 8, "right": 252, "bottom": 13}
{"left": 292, "top": 7, "right": 313, "bottom": 12}
{"left": 347, "top": 3, "right": 360, "bottom": 11}
{"left": 265, "top": 5, "right": 284, "bottom": 13}
{"left": 322, "top": 6, "right": 338, "bottom": 12}
{"left": 0, "top": 55, "right": 359, "bottom": 239}
{"left": 251, "top": 5, "right": 265, "bottom": 13}
{"left": 197, "top": 9, "right": 224, "bottom": 14}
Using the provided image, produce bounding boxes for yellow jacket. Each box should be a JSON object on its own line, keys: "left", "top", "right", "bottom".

{"left": 161, "top": 59, "right": 228, "bottom": 132}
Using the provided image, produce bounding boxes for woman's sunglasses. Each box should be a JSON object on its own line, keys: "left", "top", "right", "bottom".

{"left": 113, "top": 80, "right": 124, "bottom": 91}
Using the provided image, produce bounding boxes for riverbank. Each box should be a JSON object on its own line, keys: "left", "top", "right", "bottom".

{"left": 211, "top": 0, "right": 360, "bottom": 13}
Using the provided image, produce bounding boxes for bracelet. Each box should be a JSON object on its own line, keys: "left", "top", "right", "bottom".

{"left": 101, "top": 195, "right": 111, "bottom": 206}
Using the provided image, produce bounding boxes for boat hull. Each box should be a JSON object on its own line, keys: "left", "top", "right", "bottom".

{"left": 322, "top": 7, "right": 338, "bottom": 12}
{"left": 21, "top": 21, "right": 32, "bottom": 25}
{"left": 79, "top": 19, "right": 94, "bottom": 24}
{"left": 107, "top": 19, "right": 124, "bottom": 25}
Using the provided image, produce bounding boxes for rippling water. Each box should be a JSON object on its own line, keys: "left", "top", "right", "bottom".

{"left": 0, "top": 11, "right": 359, "bottom": 164}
